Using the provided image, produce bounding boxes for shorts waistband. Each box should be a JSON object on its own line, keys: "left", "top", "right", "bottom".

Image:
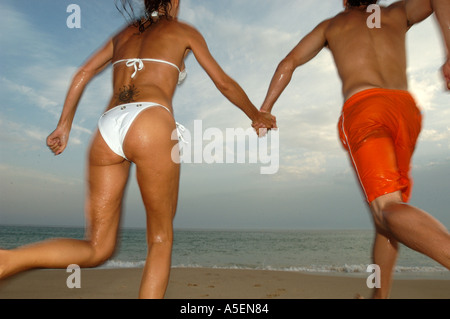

{"left": 343, "top": 88, "right": 414, "bottom": 111}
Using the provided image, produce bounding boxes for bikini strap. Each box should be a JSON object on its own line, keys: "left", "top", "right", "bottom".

{"left": 113, "top": 59, "right": 144, "bottom": 78}
{"left": 141, "top": 58, "right": 182, "bottom": 73}
{"left": 156, "top": 105, "right": 188, "bottom": 143}
{"left": 113, "top": 58, "right": 183, "bottom": 79}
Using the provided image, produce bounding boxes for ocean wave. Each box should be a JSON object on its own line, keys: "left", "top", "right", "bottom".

{"left": 100, "top": 260, "right": 146, "bottom": 269}
{"left": 99, "top": 260, "right": 448, "bottom": 274}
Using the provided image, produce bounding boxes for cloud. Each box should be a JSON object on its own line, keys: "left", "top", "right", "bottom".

{"left": 0, "top": 116, "right": 47, "bottom": 149}
{"left": 420, "top": 128, "right": 450, "bottom": 143}
{"left": 0, "top": 77, "right": 59, "bottom": 116}
{"left": 0, "top": 116, "right": 83, "bottom": 153}
{"left": 174, "top": 2, "right": 353, "bottom": 182}
{"left": 1, "top": 0, "right": 448, "bottom": 229}
{"left": 0, "top": 2, "right": 113, "bottom": 136}
{"left": 0, "top": 163, "right": 82, "bottom": 187}
{"left": 409, "top": 72, "right": 442, "bottom": 111}
{"left": 0, "top": 75, "right": 91, "bottom": 143}
{"left": 0, "top": 2, "right": 56, "bottom": 62}
{"left": 279, "top": 151, "right": 327, "bottom": 179}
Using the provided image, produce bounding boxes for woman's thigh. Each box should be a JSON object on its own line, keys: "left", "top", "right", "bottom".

{"left": 85, "top": 131, "right": 131, "bottom": 253}
{"left": 123, "top": 108, "right": 180, "bottom": 237}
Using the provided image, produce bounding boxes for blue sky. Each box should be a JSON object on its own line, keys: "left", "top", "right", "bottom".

{"left": 0, "top": 0, "right": 449, "bottom": 230}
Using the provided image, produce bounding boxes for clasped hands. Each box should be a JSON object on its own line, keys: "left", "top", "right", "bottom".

{"left": 252, "top": 109, "right": 277, "bottom": 137}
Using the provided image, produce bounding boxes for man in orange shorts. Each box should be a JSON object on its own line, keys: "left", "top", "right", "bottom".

{"left": 260, "top": 0, "right": 450, "bottom": 298}
{"left": 338, "top": 88, "right": 422, "bottom": 204}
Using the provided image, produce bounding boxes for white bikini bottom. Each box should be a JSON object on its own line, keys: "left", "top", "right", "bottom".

{"left": 98, "top": 102, "right": 185, "bottom": 160}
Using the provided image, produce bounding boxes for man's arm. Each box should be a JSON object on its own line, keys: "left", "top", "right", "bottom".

{"left": 432, "top": 0, "right": 450, "bottom": 53}
{"left": 260, "top": 19, "right": 330, "bottom": 113}
{"left": 404, "top": 0, "right": 449, "bottom": 51}
{"left": 431, "top": 0, "right": 450, "bottom": 89}
{"left": 403, "top": 0, "right": 433, "bottom": 27}
{"left": 404, "top": 0, "right": 450, "bottom": 89}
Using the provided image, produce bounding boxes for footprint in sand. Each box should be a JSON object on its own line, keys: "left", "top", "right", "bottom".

{"left": 266, "top": 288, "right": 286, "bottom": 298}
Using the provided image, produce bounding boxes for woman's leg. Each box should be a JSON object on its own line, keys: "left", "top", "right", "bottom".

{"left": 123, "top": 107, "right": 180, "bottom": 299}
{"left": 0, "top": 131, "right": 130, "bottom": 278}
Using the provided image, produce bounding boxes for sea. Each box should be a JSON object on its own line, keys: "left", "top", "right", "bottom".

{"left": 1, "top": 225, "right": 448, "bottom": 279}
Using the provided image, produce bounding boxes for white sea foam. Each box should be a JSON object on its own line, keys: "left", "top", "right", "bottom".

{"left": 100, "top": 260, "right": 146, "bottom": 269}
{"left": 100, "top": 260, "right": 448, "bottom": 275}
{"left": 2, "top": 226, "right": 448, "bottom": 279}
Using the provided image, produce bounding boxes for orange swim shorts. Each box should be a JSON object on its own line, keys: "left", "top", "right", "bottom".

{"left": 338, "top": 88, "right": 422, "bottom": 203}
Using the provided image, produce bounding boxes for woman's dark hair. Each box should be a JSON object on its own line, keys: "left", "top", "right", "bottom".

{"left": 115, "top": 0, "right": 173, "bottom": 32}
{"left": 347, "top": 0, "right": 378, "bottom": 6}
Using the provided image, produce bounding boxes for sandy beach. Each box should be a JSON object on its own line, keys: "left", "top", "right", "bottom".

{"left": 0, "top": 267, "right": 449, "bottom": 299}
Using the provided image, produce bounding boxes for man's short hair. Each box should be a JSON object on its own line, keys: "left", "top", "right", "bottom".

{"left": 347, "top": 0, "right": 378, "bottom": 6}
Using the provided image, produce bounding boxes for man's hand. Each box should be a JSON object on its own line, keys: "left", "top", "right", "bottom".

{"left": 252, "top": 111, "right": 277, "bottom": 137}
{"left": 443, "top": 56, "right": 450, "bottom": 90}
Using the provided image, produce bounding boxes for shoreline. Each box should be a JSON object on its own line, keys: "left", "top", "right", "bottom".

{"left": 0, "top": 267, "right": 449, "bottom": 299}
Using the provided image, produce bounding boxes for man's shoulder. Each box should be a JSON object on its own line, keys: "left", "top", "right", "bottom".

{"left": 319, "top": 13, "right": 342, "bottom": 30}
{"left": 380, "top": 1, "right": 409, "bottom": 27}
{"left": 384, "top": 1, "right": 407, "bottom": 14}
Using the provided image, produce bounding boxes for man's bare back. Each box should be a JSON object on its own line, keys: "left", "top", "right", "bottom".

{"left": 324, "top": 2, "right": 410, "bottom": 100}
{"left": 259, "top": 0, "right": 438, "bottom": 113}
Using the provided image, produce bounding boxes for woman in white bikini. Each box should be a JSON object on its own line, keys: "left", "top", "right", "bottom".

{"left": 0, "top": 0, "right": 276, "bottom": 298}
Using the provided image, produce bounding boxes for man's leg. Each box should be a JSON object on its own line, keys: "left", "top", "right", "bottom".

{"left": 371, "top": 191, "right": 450, "bottom": 270}
{"left": 347, "top": 136, "right": 450, "bottom": 298}
{"left": 371, "top": 227, "right": 399, "bottom": 299}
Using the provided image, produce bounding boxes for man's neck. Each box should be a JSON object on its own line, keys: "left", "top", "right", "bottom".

{"left": 345, "top": 5, "right": 370, "bottom": 12}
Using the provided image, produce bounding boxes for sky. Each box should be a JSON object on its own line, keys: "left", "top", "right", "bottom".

{"left": 0, "top": 0, "right": 449, "bottom": 231}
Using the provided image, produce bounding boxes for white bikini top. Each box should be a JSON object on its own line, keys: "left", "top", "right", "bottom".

{"left": 113, "top": 58, "right": 187, "bottom": 84}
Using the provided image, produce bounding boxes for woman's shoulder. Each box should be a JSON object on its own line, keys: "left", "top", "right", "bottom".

{"left": 167, "top": 18, "right": 199, "bottom": 34}
{"left": 112, "top": 23, "right": 137, "bottom": 41}
{"left": 173, "top": 19, "right": 206, "bottom": 44}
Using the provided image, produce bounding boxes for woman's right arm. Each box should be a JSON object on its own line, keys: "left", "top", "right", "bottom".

{"left": 47, "top": 40, "right": 114, "bottom": 155}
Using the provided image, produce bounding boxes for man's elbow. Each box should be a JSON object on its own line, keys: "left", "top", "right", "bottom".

{"left": 406, "top": 0, "right": 434, "bottom": 26}
{"left": 277, "top": 58, "right": 296, "bottom": 76}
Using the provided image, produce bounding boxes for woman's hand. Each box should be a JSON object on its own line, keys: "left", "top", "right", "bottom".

{"left": 46, "top": 126, "right": 70, "bottom": 155}
{"left": 252, "top": 111, "right": 277, "bottom": 137}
